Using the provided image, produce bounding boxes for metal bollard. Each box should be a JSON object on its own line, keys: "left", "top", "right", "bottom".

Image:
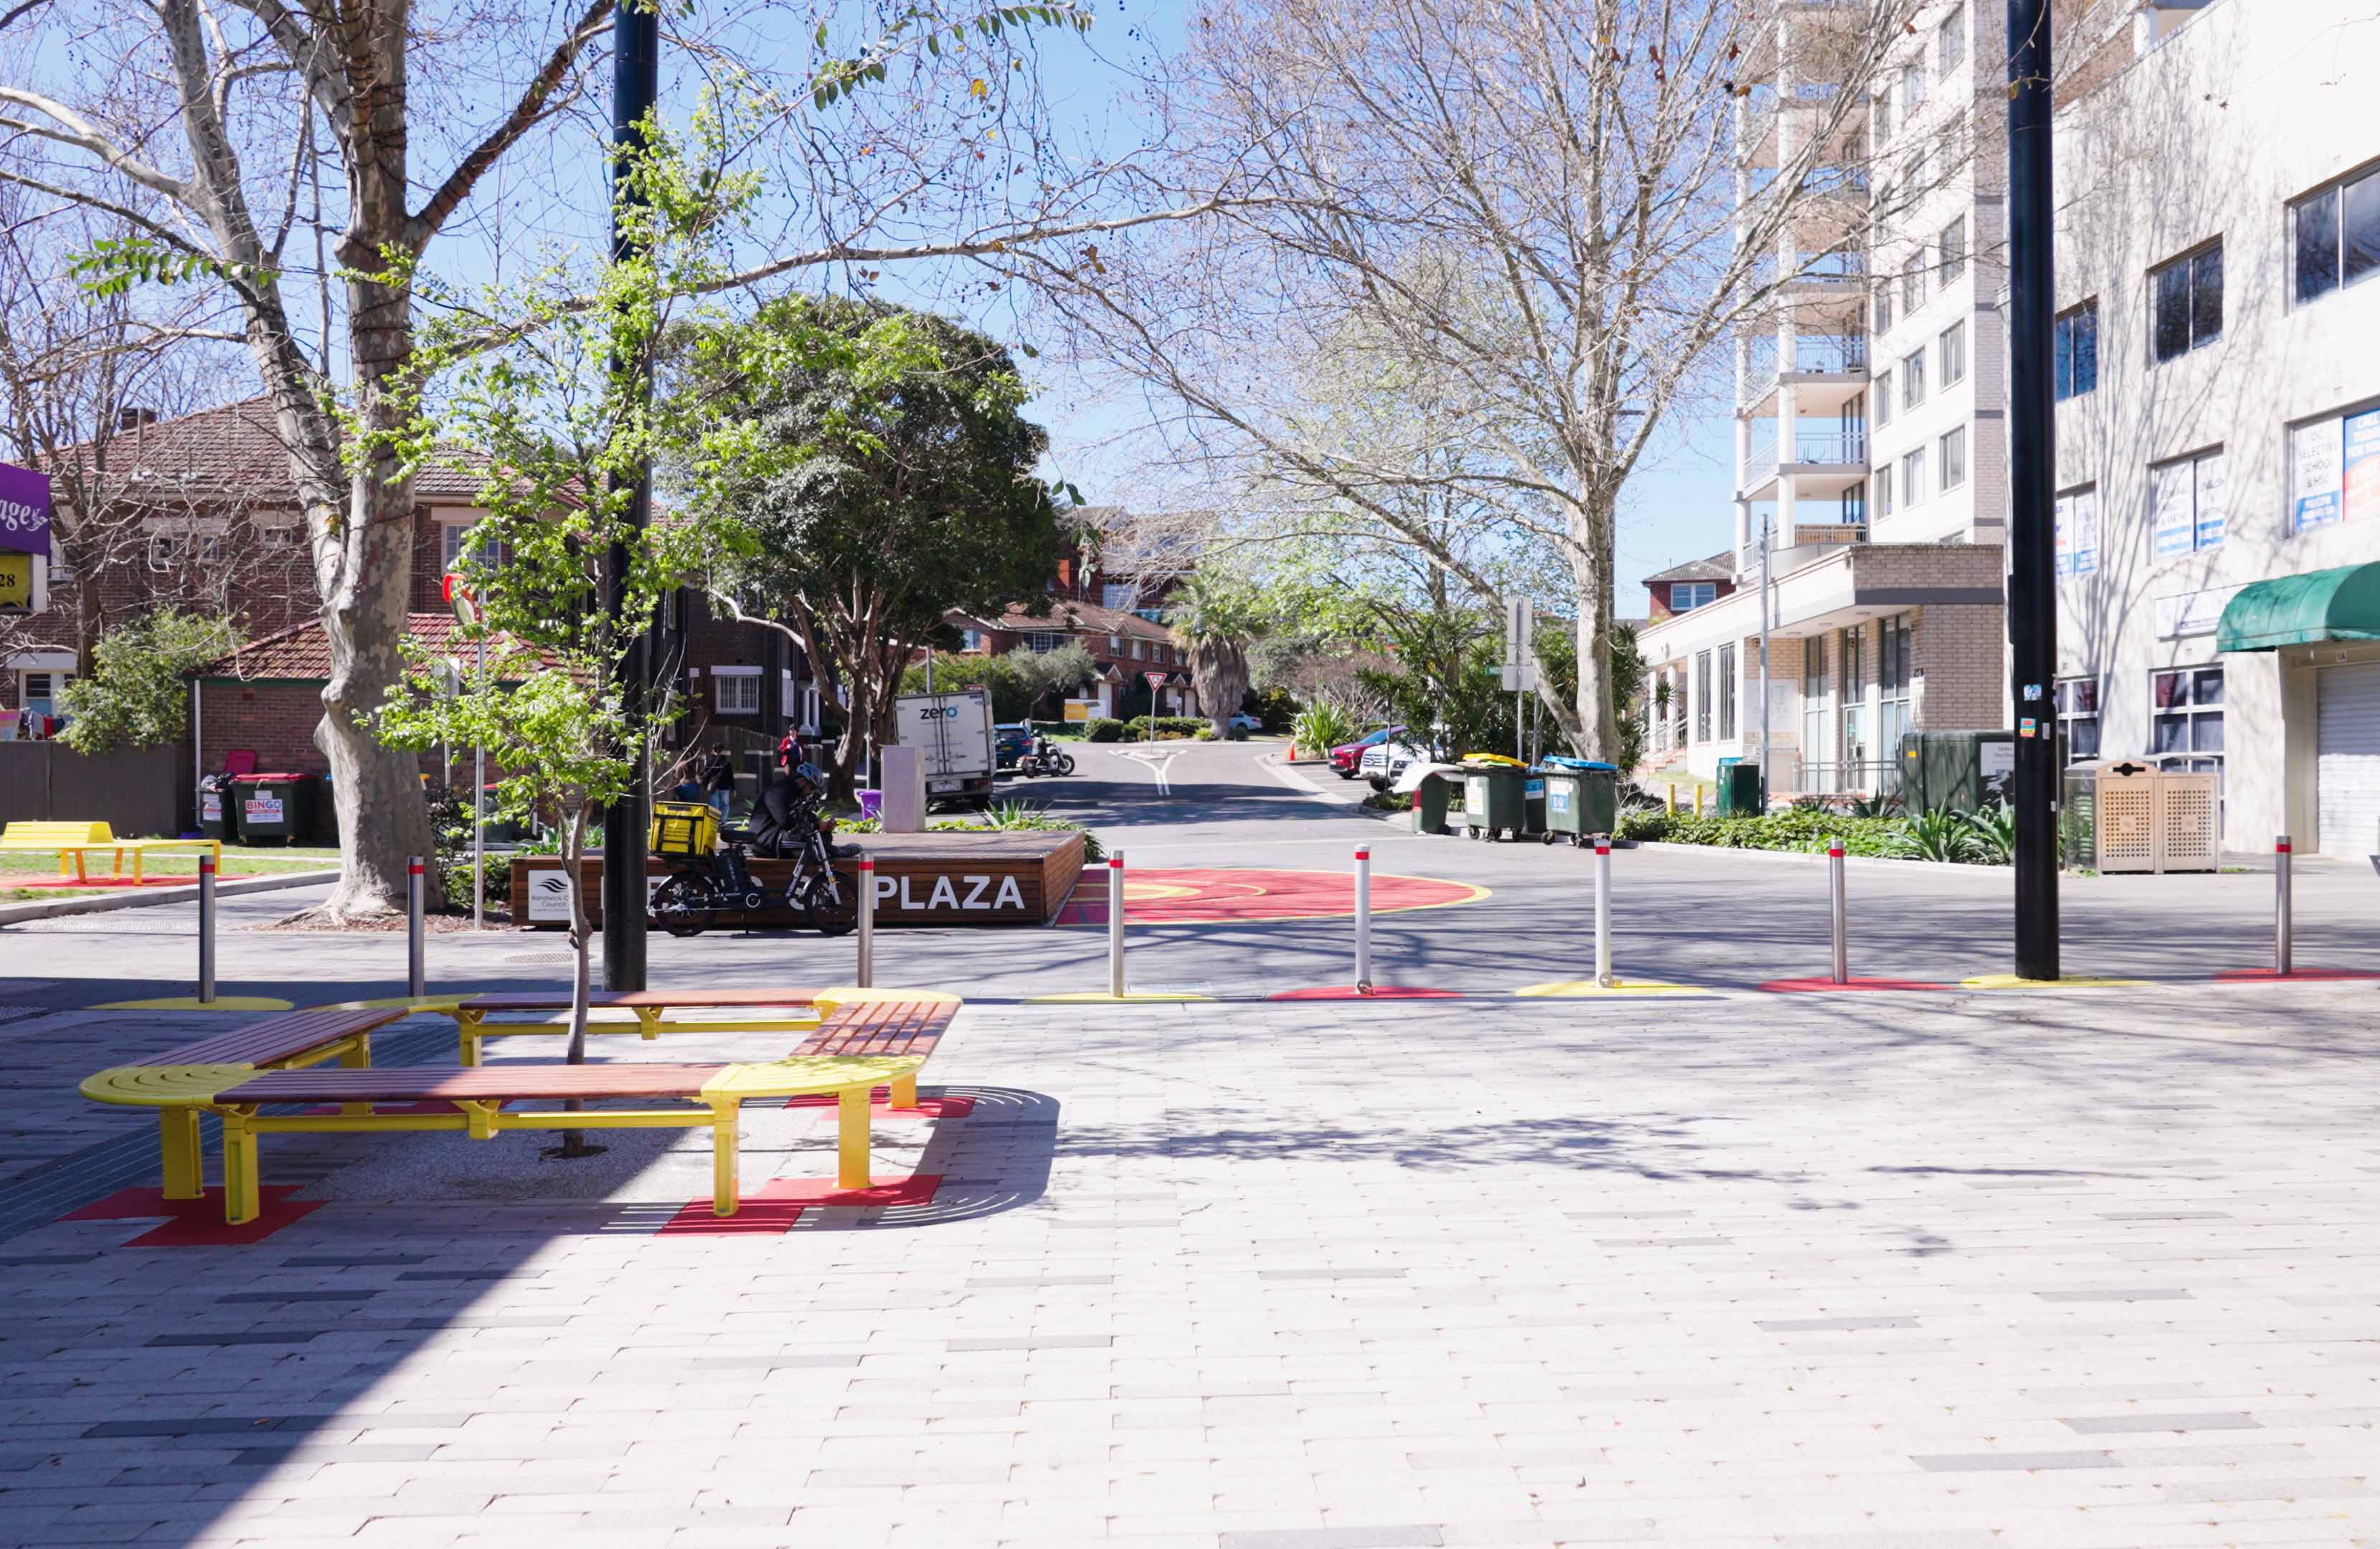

{"left": 197, "top": 853, "right": 217, "bottom": 1005}
{"left": 1828, "top": 838, "right": 1848, "bottom": 985}
{"left": 2275, "top": 834, "right": 2293, "bottom": 977}
{"left": 1354, "top": 845, "right": 1373, "bottom": 994}
{"left": 406, "top": 856, "right": 425, "bottom": 998}
{"left": 1693, "top": 785, "right": 1705, "bottom": 818}
{"left": 856, "top": 856, "right": 877, "bottom": 987}
{"left": 1593, "top": 835, "right": 1614, "bottom": 987}
{"left": 1107, "top": 853, "right": 1126, "bottom": 998}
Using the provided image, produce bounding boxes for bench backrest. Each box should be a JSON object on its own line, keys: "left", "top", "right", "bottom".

{"left": 1, "top": 820, "right": 114, "bottom": 847}
{"left": 162, "top": 1006, "right": 409, "bottom": 1068}
{"left": 797, "top": 998, "right": 957, "bottom": 1060}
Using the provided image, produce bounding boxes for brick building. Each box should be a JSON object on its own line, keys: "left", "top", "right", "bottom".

{"left": 3, "top": 397, "right": 813, "bottom": 778}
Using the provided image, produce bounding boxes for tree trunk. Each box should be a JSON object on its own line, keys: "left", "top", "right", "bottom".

{"left": 553, "top": 805, "right": 600, "bottom": 1158}
{"left": 1569, "top": 498, "right": 1622, "bottom": 764}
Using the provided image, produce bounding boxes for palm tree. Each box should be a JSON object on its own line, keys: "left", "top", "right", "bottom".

{"left": 1166, "top": 569, "right": 1267, "bottom": 739}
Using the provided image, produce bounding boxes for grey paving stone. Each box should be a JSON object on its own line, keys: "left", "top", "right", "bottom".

{"left": 2062, "top": 1412, "right": 2264, "bottom": 1434}
{"left": 1218, "top": 1528, "right": 1445, "bottom": 1549}
{"left": 1912, "top": 1451, "right": 2122, "bottom": 1472}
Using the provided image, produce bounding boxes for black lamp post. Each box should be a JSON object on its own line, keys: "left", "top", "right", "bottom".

{"left": 600, "top": 0, "right": 659, "bottom": 991}
{"left": 2006, "top": 0, "right": 2059, "bottom": 981}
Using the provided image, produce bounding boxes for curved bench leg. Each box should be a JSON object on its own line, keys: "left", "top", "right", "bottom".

{"left": 710, "top": 1102, "right": 740, "bottom": 1216}
{"left": 836, "top": 1088, "right": 871, "bottom": 1190}
{"left": 887, "top": 1072, "right": 920, "bottom": 1111}
{"left": 339, "top": 1040, "right": 372, "bottom": 1118}
{"left": 159, "top": 1109, "right": 204, "bottom": 1200}
{"left": 221, "top": 1112, "right": 260, "bottom": 1225}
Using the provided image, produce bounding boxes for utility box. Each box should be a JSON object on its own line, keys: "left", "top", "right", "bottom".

{"left": 1898, "top": 730, "right": 2017, "bottom": 816}
{"left": 1714, "top": 757, "right": 1765, "bottom": 817}
{"left": 2066, "top": 759, "right": 2216, "bottom": 873}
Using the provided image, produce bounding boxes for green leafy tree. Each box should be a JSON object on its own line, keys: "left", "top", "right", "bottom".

{"left": 55, "top": 610, "right": 235, "bottom": 755}
{"left": 1166, "top": 569, "right": 1269, "bottom": 739}
{"left": 679, "top": 295, "right": 1067, "bottom": 797}
{"left": 900, "top": 651, "right": 1033, "bottom": 722}
{"left": 1533, "top": 620, "right": 1647, "bottom": 770}
{"left": 370, "top": 122, "right": 753, "bottom": 1136}
{"left": 1354, "top": 601, "right": 1514, "bottom": 763}
{"left": 1010, "top": 643, "right": 1095, "bottom": 719}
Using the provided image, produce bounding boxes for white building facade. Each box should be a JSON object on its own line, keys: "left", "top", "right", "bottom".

{"left": 2051, "top": 0, "right": 2380, "bottom": 857}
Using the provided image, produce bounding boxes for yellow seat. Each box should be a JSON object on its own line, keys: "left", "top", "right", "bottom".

{"left": 0, "top": 821, "right": 219, "bottom": 884}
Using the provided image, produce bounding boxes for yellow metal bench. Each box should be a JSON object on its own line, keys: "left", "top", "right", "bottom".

{"left": 1, "top": 820, "right": 223, "bottom": 884}
{"left": 81, "top": 990, "right": 963, "bottom": 1225}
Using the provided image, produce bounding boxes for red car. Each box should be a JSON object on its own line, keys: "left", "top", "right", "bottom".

{"left": 1329, "top": 726, "right": 1407, "bottom": 780}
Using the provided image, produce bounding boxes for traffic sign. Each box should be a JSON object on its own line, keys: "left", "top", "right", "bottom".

{"left": 1143, "top": 671, "right": 1167, "bottom": 689}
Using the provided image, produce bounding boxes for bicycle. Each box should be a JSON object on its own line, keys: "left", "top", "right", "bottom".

{"left": 648, "top": 809, "right": 855, "bottom": 938}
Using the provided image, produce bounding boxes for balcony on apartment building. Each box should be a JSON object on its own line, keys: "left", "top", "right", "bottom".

{"left": 1741, "top": 422, "right": 1869, "bottom": 501}
{"left": 1739, "top": 328, "right": 1869, "bottom": 416}
{"left": 1735, "top": 81, "right": 1857, "bottom": 170}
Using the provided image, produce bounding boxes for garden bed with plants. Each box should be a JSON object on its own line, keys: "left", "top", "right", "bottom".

{"left": 1615, "top": 803, "right": 2018, "bottom": 866}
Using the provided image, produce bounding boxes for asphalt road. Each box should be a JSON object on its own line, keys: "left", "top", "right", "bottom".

{"left": 4, "top": 739, "right": 2376, "bottom": 1009}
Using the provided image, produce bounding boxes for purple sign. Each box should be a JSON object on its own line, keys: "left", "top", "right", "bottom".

{"left": 0, "top": 462, "right": 51, "bottom": 557}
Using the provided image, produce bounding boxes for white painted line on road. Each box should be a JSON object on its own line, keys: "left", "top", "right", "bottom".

{"left": 1114, "top": 747, "right": 1179, "bottom": 796}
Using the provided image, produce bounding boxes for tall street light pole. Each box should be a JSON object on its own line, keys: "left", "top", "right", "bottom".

{"left": 600, "top": 0, "right": 659, "bottom": 992}
{"left": 2006, "top": 0, "right": 2059, "bottom": 981}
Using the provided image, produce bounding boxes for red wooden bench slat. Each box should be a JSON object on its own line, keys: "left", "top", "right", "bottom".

{"left": 795, "top": 1000, "right": 955, "bottom": 1060}
{"left": 164, "top": 1008, "right": 406, "bottom": 1068}
{"left": 219, "top": 1064, "right": 729, "bottom": 1104}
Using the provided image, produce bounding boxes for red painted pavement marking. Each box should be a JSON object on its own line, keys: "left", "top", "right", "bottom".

{"left": 1267, "top": 986, "right": 1466, "bottom": 1000}
{"left": 2210, "top": 967, "right": 2380, "bottom": 983}
{"left": 1056, "top": 868, "right": 1483, "bottom": 926}
{"left": 64, "top": 1185, "right": 323, "bottom": 1246}
{"left": 656, "top": 1200, "right": 808, "bottom": 1236}
{"left": 1757, "top": 977, "right": 1951, "bottom": 993}
{"left": 752, "top": 1174, "right": 942, "bottom": 1209}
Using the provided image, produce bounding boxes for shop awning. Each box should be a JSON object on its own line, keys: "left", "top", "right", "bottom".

{"left": 2216, "top": 562, "right": 2380, "bottom": 653}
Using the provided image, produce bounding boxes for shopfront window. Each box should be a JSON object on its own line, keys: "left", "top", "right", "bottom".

{"left": 2150, "top": 666, "right": 2224, "bottom": 769}
{"left": 2056, "top": 676, "right": 2100, "bottom": 763}
{"left": 1878, "top": 616, "right": 1912, "bottom": 762}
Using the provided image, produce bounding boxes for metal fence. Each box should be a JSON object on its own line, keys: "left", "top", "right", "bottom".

{"left": 0, "top": 741, "right": 192, "bottom": 835}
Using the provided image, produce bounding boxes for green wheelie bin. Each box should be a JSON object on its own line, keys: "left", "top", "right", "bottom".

{"left": 1536, "top": 759, "right": 1619, "bottom": 847}
{"left": 1411, "top": 769, "right": 1454, "bottom": 835}
{"left": 1456, "top": 760, "right": 1534, "bottom": 842}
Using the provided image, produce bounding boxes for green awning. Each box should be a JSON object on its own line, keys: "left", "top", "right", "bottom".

{"left": 2216, "top": 562, "right": 2380, "bottom": 653}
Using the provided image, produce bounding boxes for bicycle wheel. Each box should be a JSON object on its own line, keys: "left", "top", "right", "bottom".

{"left": 651, "top": 873, "right": 714, "bottom": 937}
{"left": 804, "top": 873, "right": 856, "bottom": 937}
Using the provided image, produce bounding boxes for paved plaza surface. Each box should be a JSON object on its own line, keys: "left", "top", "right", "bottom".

{"left": 3, "top": 743, "right": 2378, "bottom": 1546}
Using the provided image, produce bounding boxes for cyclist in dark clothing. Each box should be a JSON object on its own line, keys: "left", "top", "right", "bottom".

{"left": 743, "top": 759, "right": 825, "bottom": 859}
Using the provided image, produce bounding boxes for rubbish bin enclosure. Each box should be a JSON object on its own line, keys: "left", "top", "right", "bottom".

{"left": 2067, "top": 759, "right": 2216, "bottom": 873}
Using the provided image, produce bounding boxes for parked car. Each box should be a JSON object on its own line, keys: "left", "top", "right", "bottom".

{"left": 991, "top": 722, "right": 1034, "bottom": 772}
{"left": 1357, "top": 739, "right": 1430, "bottom": 791}
{"left": 1331, "top": 725, "right": 1407, "bottom": 780}
{"left": 1226, "top": 711, "right": 1263, "bottom": 732}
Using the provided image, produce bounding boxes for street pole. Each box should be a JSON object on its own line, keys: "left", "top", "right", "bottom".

{"left": 599, "top": 0, "right": 659, "bottom": 992}
{"left": 473, "top": 630, "right": 486, "bottom": 931}
{"left": 1758, "top": 512, "right": 1772, "bottom": 802}
{"left": 2007, "top": 0, "right": 2059, "bottom": 982}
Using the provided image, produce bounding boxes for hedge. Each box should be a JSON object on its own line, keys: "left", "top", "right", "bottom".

{"left": 1122, "top": 715, "right": 1208, "bottom": 739}
{"left": 1614, "top": 808, "right": 1910, "bottom": 857}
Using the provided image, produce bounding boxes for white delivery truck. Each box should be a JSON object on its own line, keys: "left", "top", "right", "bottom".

{"left": 892, "top": 688, "right": 996, "bottom": 808}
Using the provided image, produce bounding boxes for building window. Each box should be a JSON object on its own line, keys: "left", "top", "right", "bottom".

{"left": 47, "top": 536, "right": 72, "bottom": 582}
{"left": 1101, "top": 582, "right": 1137, "bottom": 610}
{"left": 1901, "top": 448, "right": 1927, "bottom": 506}
{"left": 2055, "top": 486, "right": 2101, "bottom": 578}
{"left": 1938, "top": 321, "right": 1966, "bottom": 386}
{"left": 2150, "top": 666, "right": 2224, "bottom": 774}
{"left": 1876, "top": 374, "right": 1893, "bottom": 426}
{"left": 1901, "top": 349, "right": 1927, "bottom": 407}
{"left": 1875, "top": 87, "right": 1894, "bottom": 146}
{"left": 1694, "top": 650, "right": 1711, "bottom": 742}
{"left": 440, "top": 519, "right": 509, "bottom": 571}
{"left": 1901, "top": 62, "right": 1925, "bottom": 113}
{"left": 2055, "top": 676, "right": 2100, "bottom": 764}
{"left": 2290, "top": 163, "right": 2380, "bottom": 305}
{"left": 19, "top": 671, "right": 71, "bottom": 715}
{"left": 1840, "top": 625, "right": 1870, "bottom": 785}
{"left": 2054, "top": 301, "right": 2098, "bottom": 400}
{"left": 1902, "top": 257, "right": 1925, "bottom": 313}
{"left": 2290, "top": 403, "right": 2380, "bottom": 534}
{"left": 712, "top": 670, "right": 761, "bottom": 715}
{"left": 1879, "top": 615, "right": 1912, "bottom": 760}
{"left": 2150, "top": 447, "right": 2226, "bottom": 558}
{"left": 1131, "top": 638, "right": 1147, "bottom": 660}
{"left": 1671, "top": 581, "right": 1716, "bottom": 612}
{"left": 1939, "top": 217, "right": 1966, "bottom": 283}
{"left": 2151, "top": 242, "right": 2222, "bottom": 362}
{"left": 1023, "top": 631, "right": 1067, "bottom": 653}
{"left": 258, "top": 521, "right": 299, "bottom": 550}
{"left": 1874, "top": 463, "right": 1894, "bottom": 516}
{"left": 1718, "top": 644, "right": 1737, "bottom": 742}
{"left": 1802, "top": 641, "right": 1827, "bottom": 778}
{"left": 1937, "top": 4, "right": 1965, "bottom": 77}
{"left": 1108, "top": 635, "right": 1123, "bottom": 653}
{"left": 1938, "top": 425, "right": 1967, "bottom": 491}
{"left": 146, "top": 532, "right": 221, "bottom": 569}
{"left": 1875, "top": 287, "right": 1894, "bottom": 336}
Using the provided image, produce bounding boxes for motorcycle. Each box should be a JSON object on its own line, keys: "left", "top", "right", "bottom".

{"left": 1016, "top": 739, "right": 1077, "bottom": 779}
